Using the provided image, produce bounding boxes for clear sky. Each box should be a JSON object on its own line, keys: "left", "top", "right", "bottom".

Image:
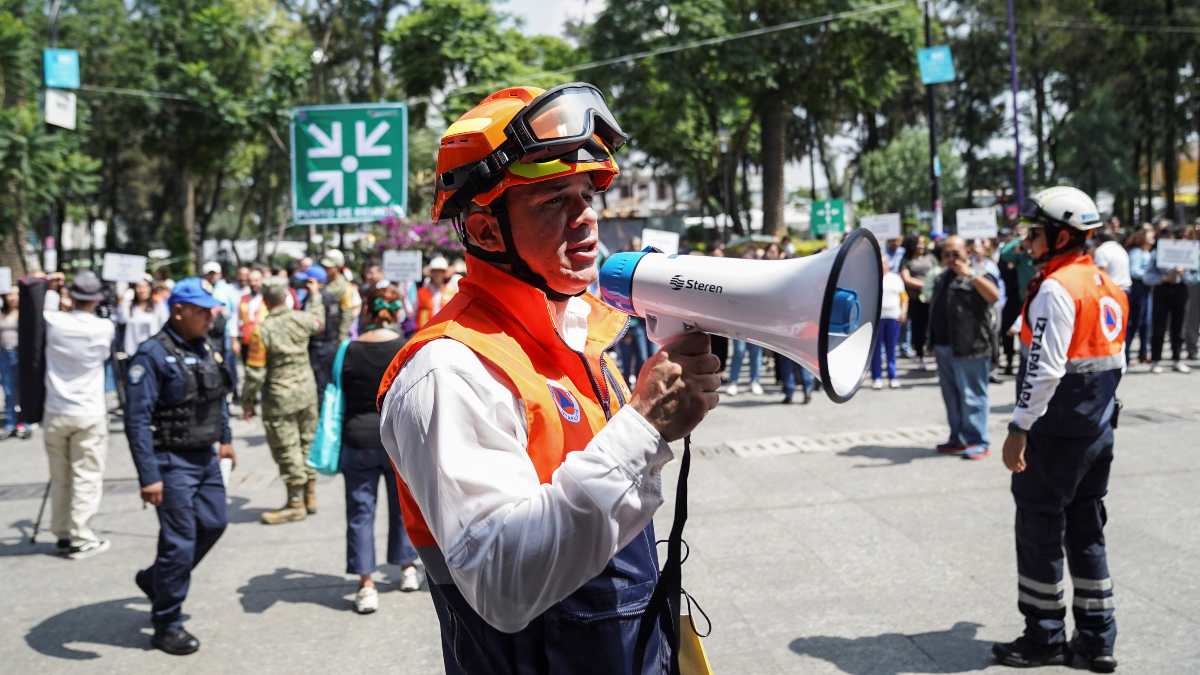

{"left": 502, "top": 0, "right": 603, "bottom": 37}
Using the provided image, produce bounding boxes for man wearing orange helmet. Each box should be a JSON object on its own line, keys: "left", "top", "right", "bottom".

{"left": 377, "top": 83, "right": 720, "bottom": 673}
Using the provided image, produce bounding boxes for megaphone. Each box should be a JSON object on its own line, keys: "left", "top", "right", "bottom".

{"left": 599, "top": 229, "right": 883, "bottom": 402}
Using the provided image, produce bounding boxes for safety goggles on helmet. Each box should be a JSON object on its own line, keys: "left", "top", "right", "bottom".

{"left": 438, "top": 83, "right": 627, "bottom": 220}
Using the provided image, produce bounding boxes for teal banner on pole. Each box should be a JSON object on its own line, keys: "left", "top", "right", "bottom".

{"left": 917, "top": 46, "right": 956, "bottom": 85}
{"left": 43, "top": 48, "right": 80, "bottom": 89}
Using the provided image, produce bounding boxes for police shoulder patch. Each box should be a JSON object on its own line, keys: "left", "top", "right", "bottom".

{"left": 128, "top": 364, "right": 146, "bottom": 385}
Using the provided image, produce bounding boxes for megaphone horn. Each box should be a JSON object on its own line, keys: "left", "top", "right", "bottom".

{"left": 599, "top": 229, "right": 883, "bottom": 402}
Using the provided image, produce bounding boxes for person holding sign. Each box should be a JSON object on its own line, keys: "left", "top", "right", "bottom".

{"left": 1143, "top": 226, "right": 1196, "bottom": 374}
{"left": 377, "top": 83, "right": 719, "bottom": 673}
{"left": 994, "top": 187, "right": 1127, "bottom": 672}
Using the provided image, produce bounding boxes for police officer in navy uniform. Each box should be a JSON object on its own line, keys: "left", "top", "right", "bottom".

{"left": 124, "top": 277, "right": 237, "bottom": 655}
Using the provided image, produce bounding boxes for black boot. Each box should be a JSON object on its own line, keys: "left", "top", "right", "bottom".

{"left": 1070, "top": 640, "right": 1117, "bottom": 673}
{"left": 152, "top": 626, "right": 200, "bottom": 655}
{"left": 992, "top": 636, "right": 1066, "bottom": 668}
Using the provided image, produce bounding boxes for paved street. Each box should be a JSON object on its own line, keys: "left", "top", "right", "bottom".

{"left": 1, "top": 360, "right": 1198, "bottom": 674}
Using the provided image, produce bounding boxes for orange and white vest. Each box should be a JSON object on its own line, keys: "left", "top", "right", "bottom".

{"left": 378, "top": 256, "right": 630, "bottom": 549}
{"left": 415, "top": 281, "right": 459, "bottom": 330}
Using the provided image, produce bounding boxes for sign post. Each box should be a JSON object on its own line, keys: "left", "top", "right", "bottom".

{"left": 955, "top": 207, "right": 999, "bottom": 240}
{"left": 858, "top": 212, "right": 902, "bottom": 240}
{"left": 382, "top": 250, "right": 423, "bottom": 284}
{"left": 811, "top": 199, "right": 847, "bottom": 236}
{"left": 291, "top": 103, "right": 408, "bottom": 225}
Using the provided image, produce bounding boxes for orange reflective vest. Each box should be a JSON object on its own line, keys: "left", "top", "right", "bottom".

{"left": 1019, "top": 253, "right": 1127, "bottom": 368}
{"left": 415, "top": 282, "right": 458, "bottom": 329}
{"left": 239, "top": 293, "right": 269, "bottom": 368}
{"left": 377, "top": 256, "right": 630, "bottom": 549}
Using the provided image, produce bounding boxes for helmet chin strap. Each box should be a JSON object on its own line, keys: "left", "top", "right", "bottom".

{"left": 1032, "top": 223, "right": 1086, "bottom": 265}
{"left": 458, "top": 196, "right": 581, "bottom": 303}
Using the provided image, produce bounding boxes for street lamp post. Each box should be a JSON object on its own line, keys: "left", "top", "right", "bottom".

{"left": 1006, "top": 0, "right": 1026, "bottom": 208}
{"left": 718, "top": 127, "right": 730, "bottom": 244}
{"left": 924, "top": 1, "right": 943, "bottom": 236}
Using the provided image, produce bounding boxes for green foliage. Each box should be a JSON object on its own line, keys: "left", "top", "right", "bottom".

{"left": 859, "top": 126, "right": 961, "bottom": 216}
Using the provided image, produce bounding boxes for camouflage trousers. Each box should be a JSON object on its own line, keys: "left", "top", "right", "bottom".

{"left": 263, "top": 406, "right": 318, "bottom": 487}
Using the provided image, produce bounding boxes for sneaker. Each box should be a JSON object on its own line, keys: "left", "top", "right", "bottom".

{"left": 992, "top": 636, "right": 1066, "bottom": 668}
{"left": 935, "top": 442, "right": 965, "bottom": 455}
{"left": 961, "top": 445, "right": 990, "bottom": 460}
{"left": 55, "top": 538, "right": 71, "bottom": 553}
{"left": 888, "top": 379, "right": 901, "bottom": 389}
{"left": 871, "top": 380, "right": 883, "bottom": 390}
{"left": 399, "top": 565, "right": 422, "bottom": 593}
{"left": 989, "top": 373, "right": 1004, "bottom": 384}
{"left": 1150, "top": 364, "right": 1165, "bottom": 374}
{"left": 354, "top": 585, "right": 379, "bottom": 614}
{"left": 1174, "top": 361, "right": 1191, "bottom": 374}
{"left": 749, "top": 381, "right": 764, "bottom": 396}
{"left": 15, "top": 426, "right": 31, "bottom": 440}
{"left": 724, "top": 383, "right": 739, "bottom": 397}
{"left": 68, "top": 539, "right": 110, "bottom": 560}
{"left": 918, "top": 357, "right": 930, "bottom": 371}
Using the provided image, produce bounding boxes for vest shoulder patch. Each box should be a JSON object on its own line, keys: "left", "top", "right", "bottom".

{"left": 546, "top": 380, "right": 582, "bottom": 424}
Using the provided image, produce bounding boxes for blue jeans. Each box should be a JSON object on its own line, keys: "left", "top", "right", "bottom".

{"left": 342, "top": 445, "right": 417, "bottom": 575}
{"left": 778, "top": 357, "right": 814, "bottom": 396}
{"left": 934, "top": 345, "right": 990, "bottom": 447}
{"left": 871, "top": 318, "right": 901, "bottom": 380}
{"left": 618, "top": 319, "right": 649, "bottom": 382}
{"left": 0, "top": 348, "right": 17, "bottom": 430}
{"left": 729, "top": 340, "right": 762, "bottom": 384}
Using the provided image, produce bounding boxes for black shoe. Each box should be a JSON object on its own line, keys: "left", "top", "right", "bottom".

{"left": 781, "top": 393, "right": 793, "bottom": 404}
{"left": 152, "top": 627, "right": 200, "bottom": 655}
{"left": 802, "top": 392, "right": 812, "bottom": 405}
{"left": 992, "top": 637, "right": 1066, "bottom": 668}
{"left": 1003, "top": 363, "right": 1014, "bottom": 375}
{"left": 135, "top": 569, "right": 155, "bottom": 602}
{"left": 1071, "top": 652, "right": 1117, "bottom": 673}
{"left": 55, "top": 538, "right": 71, "bottom": 553}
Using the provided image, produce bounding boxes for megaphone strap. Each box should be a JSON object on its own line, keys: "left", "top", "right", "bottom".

{"left": 634, "top": 433, "right": 693, "bottom": 674}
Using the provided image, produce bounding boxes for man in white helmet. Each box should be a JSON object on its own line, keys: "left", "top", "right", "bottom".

{"left": 415, "top": 255, "right": 456, "bottom": 329}
{"left": 993, "top": 186, "right": 1126, "bottom": 672}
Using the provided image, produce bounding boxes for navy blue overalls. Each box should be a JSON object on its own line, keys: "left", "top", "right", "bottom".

{"left": 423, "top": 524, "right": 668, "bottom": 674}
{"left": 124, "top": 328, "right": 231, "bottom": 631}
{"left": 1013, "top": 257, "right": 1124, "bottom": 657}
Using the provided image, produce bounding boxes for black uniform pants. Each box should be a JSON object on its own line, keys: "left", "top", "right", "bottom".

{"left": 1151, "top": 282, "right": 1187, "bottom": 363}
{"left": 1011, "top": 427, "right": 1116, "bottom": 656}
{"left": 141, "top": 450, "right": 227, "bottom": 631}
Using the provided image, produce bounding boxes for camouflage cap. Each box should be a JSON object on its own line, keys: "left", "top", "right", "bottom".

{"left": 262, "top": 276, "right": 290, "bottom": 306}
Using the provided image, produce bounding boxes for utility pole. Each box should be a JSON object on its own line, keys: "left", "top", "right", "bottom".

{"left": 45, "top": 0, "right": 63, "bottom": 273}
{"left": 924, "top": 1, "right": 943, "bottom": 236}
{"left": 1006, "top": 0, "right": 1025, "bottom": 208}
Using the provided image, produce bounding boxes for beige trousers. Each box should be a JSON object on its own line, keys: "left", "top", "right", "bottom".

{"left": 43, "top": 415, "right": 109, "bottom": 546}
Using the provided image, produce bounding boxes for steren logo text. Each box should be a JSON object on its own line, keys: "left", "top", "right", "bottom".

{"left": 669, "top": 274, "right": 723, "bottom": 294}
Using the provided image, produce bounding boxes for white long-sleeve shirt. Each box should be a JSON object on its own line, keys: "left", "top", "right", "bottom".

{"left": 1012, "top": 278, "right": 1074, "bottom": 431}
{"left": 379, "top": 298, "right": 672, "bottom": 634}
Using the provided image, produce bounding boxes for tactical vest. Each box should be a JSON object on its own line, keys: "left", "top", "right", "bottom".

{"left": 151, "top": 331, "right": 231, "bottom": 451}
{"left": 1018, "top": 253, "right": 1127, "bottom": 437}
{"left": 310, "top": 289, "right": 341, "bottom": 346}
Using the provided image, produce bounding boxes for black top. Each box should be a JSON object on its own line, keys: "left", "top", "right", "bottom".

{"left": 341, "top": 337, "right": 406, "bottom": 450}
{"left": 929, "top": 269, "right": 997, "bottom": 358}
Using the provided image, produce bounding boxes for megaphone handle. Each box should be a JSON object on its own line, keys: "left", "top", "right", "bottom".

{"left": 645, "top": 314, "right": 692, "bottom": 346}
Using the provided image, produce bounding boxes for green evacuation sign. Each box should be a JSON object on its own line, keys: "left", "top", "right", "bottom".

{"left": 290, "top": 103, "right": 408, "bottom": 225}
{"left": 811, "top": 199, "right": 847, "bottom": 236}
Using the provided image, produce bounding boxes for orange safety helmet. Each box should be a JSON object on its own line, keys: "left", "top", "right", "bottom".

{"left": 431, "top": 84, "right": 624, "bottom": 222}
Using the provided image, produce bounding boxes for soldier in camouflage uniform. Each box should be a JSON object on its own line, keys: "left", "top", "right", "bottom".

{"left": 241, "top": 277, "right": 324, "bottom": 525}
{"left": 319, "top": 249, "right": 360, "bottom": 341}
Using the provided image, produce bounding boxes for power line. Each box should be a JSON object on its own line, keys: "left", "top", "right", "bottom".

{"left": 974, "top": 15, "right": 1200, "bottom": 36}
{"left": 447, "top": 0, "right": 912, "bottom": 98}
{"left": 76, "top": 84, "right": 195, "bottom": 102}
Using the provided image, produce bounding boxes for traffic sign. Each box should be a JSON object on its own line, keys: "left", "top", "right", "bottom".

{"left": 43, "top": 48, "right": 80, "bottom": 89}
{"left": 811, "top": 199, "right": 847, "bottom": 236}
{"left": 917, "top": 46, "right": 956, "bottom": 85}
{"left": 290, "top": 103, "right": 408, "bottom": 225}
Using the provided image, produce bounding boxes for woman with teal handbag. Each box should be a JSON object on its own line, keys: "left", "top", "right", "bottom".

{"left": 337, "top": 285, "right": 421, "bottom": 614}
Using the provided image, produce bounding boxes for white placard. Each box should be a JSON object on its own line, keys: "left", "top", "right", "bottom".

{"left": 858, "top": 212, "right": 902, "bottom": 240}
{"left": 101, "top": 253, "right": 147, "bottom": 282}
{"left": 383, "top": 250, "right": 423, "bottom": 284}
{"left": 640, "top": 228, "right": 680, "bottom": 255}
{"left": 1156, "top": 239, "right": 1200, "bottom": 271}
{"left": 44, "top": 88, "right": 77, "bottom": 130}
{"left": 955, "top": 208, "right": 998, "bottom": 239}
{"left": 0, "top": 267, "right": 11, "bottom": 294}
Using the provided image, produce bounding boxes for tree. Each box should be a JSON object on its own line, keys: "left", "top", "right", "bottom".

{"left": 860, "top": 125, "right": 961, "bottom": 220}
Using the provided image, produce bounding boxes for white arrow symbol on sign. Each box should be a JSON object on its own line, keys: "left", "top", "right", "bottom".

{"left": 357, "top": 169, "right": 392, "bottom": 203}
{"left": 306, "top": 123, "right": 342, "bottom": 158}
{"left": 308, "top": 170, "right": 344, "bottom": 206}
{"left": 355, "top": 121, "right": 391, "bottom": 157}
